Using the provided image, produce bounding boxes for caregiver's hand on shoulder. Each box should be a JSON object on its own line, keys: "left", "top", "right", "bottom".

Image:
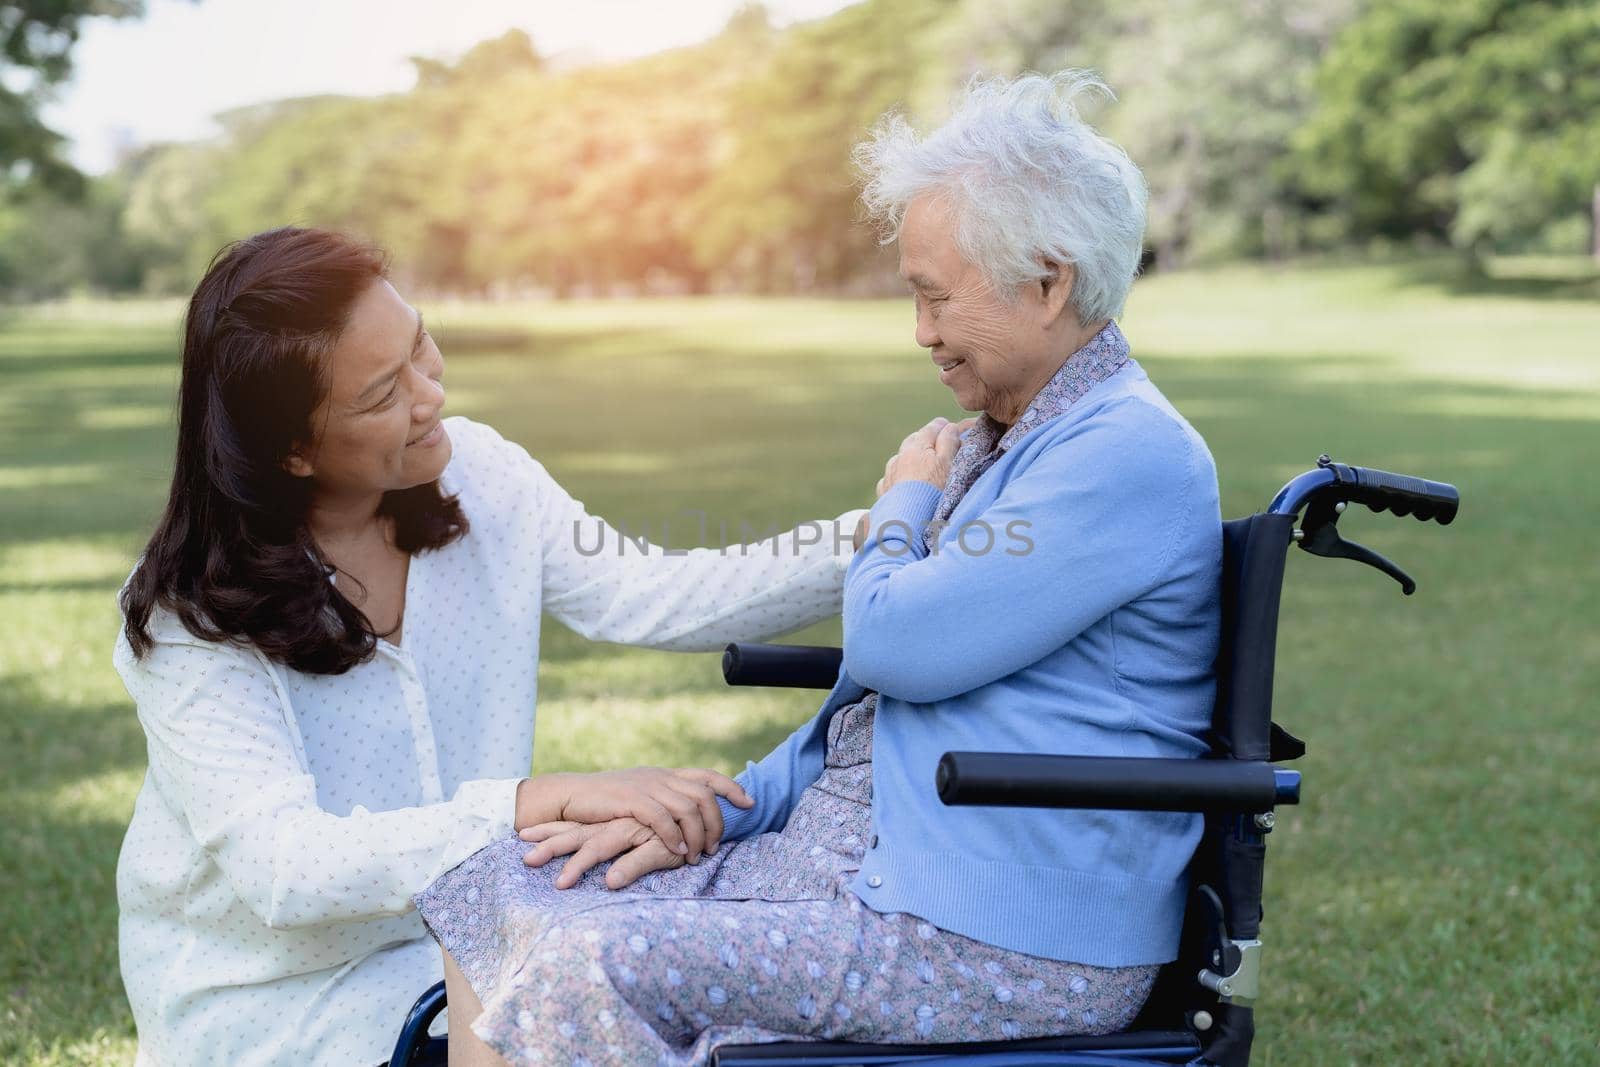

{"left": 517, "top": 768, "right": 751, "bottom": 862}
{"left": 520, "top": 817, "right": 688, "bottom": 890}
{"left": 875, "top": 416, "right": 974, "bottom": 499}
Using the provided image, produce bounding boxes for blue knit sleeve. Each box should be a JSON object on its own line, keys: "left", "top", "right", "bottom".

{"left": 842, "top": 402, "right": 1198, "bottom": 704}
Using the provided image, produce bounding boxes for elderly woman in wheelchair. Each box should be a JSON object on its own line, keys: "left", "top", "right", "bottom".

{"left": 417, "top": 72, "right": 1227, "bottom": 1067}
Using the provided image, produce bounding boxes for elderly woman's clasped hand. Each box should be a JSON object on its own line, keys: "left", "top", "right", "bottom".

{"left": 876, "top": 416, "right": 976, "bottom": 499}
{"left": 851, "top": 415, "right": 976, "bottom": 550}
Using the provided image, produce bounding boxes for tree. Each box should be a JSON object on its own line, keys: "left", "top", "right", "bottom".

{"left": 1294, "top": 0, "right": 1600, "bottom": 257}
{"left": 0, "top": 173, "right": 143, "bottom": 296}
{"left": 422, "top": 14, "right": 776, "bottom": 295}
{"left": 411, "top": 28, "right": 542, "bottom": 89}
{"left": 1, "top": 0, "right": 148, "bottom": 196}
{"left": 0, "top": 1, "right": 187, "bottom": 298}
{"left": 933, "top": 0, "right": 1354, "bottom": 269}
{"left": 690, "top": 0, "right": 957, "bottom": 291}
{"left": 1099, "top": 0, "right": 1353, "bottom": 267}
{"left": 115, "top": 139, "right": 223, "bottom": 291}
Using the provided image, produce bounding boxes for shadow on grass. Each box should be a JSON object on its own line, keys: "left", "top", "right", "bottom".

{"left": 0, "top": 578, "right": 125, "bottom": 596}
{"left": 431, "top": 322, "right": 659, "bottom": 359}
{"left": 8, "top": 323, "right": 1597, "bottom": 562}
{"left": 1394, "top": 257, "right": 1600, "bottom": 303}
{"left": 0, "top": 476, "right": 167, "bottom": 547}
{"left": 0, "top": 361, "right": 174, "bottom": 549}
{"left": 0, "top": 343, "right": 176, "bottom": 376}
{"left": 0, "top": 676, "right": 142, "bottom": 1058}
{"left": 0, "top": 675, "right": 147, "bottom": 792}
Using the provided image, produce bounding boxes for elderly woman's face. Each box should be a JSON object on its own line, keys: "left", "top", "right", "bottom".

{"left": 898, "top": 196, "right": 1071, "bottom": 426}
{"left": 288, "top": 279, "right": 452, "bottom": 500}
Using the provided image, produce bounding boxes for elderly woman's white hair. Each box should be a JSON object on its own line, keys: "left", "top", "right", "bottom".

{"left": 855, "top": 71, "right": 1147, "bottom": 325}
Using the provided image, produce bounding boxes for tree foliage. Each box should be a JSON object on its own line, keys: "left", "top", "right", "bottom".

{"left": 8, "top": 0, "right": 1596, "bottom": 299}
{"left": 1295, "top": 0, "right": 1600, "bottom": 255}
{"left": 690, "top": 0, "right": 955, "bottom": 290}
{"left": 0, "top": 0, "right": 161, "bottom": 294}
{"left": 932, "top": 0, "right": 1352, "bottom": 268}
{"left": 2, "top": 0, "right": 146, "bottom": 194}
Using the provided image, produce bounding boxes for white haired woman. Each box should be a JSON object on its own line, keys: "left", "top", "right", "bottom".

{"left": 419, "top": 72, "right": 1222, "bottom": 1066}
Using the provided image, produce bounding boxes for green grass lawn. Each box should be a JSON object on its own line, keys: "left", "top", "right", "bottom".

{"left": 2, "top": 260, "right": 1596, "bottom": 1065}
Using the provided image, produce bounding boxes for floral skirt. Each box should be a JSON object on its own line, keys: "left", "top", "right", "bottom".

{"left": 418, "top": 842, "right": 1157, "bottom": 1067}
{"left": 415, "top": 699, "right": 1159, "bottom": 1066}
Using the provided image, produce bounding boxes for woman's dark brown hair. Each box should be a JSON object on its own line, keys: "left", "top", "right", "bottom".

{"left": 122, "top": 227, "right": 468, "bottom": 674}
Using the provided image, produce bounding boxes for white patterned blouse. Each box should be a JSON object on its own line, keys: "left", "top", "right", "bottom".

{"left": 112, "top": 416, "right": 861, "bottom": 1067}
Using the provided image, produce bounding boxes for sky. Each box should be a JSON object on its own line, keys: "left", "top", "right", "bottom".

{"left": 44, "top": 0, "right": 861, "bottom": 174}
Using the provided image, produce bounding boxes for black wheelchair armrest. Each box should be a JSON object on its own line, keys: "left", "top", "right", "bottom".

{"left": 937, "top": 752, "right": 1301, "bottom": 814}
{"left": 722, "top": 643, "right": 843, "bottom": 689}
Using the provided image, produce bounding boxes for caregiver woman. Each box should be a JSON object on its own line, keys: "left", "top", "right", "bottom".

{"left": 113, "top": 227, "right": 861, "bottom": 1067}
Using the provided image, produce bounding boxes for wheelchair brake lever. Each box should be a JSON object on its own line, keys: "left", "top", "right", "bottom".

{"left": 1298, "top": 517, "right": 1417, "bottom": 595}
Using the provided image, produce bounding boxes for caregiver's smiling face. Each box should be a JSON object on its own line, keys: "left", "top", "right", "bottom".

{"left": 898, "top": 194, "right": 1068, "bottom": 428}
{"left": 286, "top": 278, "right": 452, "bottom": 497}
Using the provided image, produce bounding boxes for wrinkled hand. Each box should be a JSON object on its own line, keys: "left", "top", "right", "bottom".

{"left": 520, "top": 817, "right": 689, "bottom": 890}
{"left": 533, "top": 768, "right": 751, "bottom": 862}
{"left": 875, "top": 417, "right": 975, "bottom": 500}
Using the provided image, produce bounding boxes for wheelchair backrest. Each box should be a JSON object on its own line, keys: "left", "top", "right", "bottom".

{"left": 1213, "top": 513, "right": 1297, "bottom": 762}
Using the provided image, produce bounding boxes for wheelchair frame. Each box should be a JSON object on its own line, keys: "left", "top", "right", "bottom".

{"left": 389, "top": 457, "right": 1458, "bottom": 1067}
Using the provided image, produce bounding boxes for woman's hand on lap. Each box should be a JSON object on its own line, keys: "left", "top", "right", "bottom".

{"left": 520, "top": 767, "right": 750, "bottom": 861}
{"left": 521, "top": 818, "right": 689, "bottom": 890}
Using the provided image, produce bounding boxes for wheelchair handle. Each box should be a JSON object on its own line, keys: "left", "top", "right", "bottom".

{"left": 937, "top": 752, "right": 1300, "bottom": 814}
{"left": 1269, "top": 456, "right": 1458, "bottom": 525}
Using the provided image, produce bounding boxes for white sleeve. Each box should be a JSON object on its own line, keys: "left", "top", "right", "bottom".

{"left": 483, "top": 432, "right": 863, "bottom": 651}
{"left": 117, "top": 632, "right": 521, "bottom": 930}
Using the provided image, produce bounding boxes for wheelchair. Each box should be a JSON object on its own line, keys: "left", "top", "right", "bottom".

{"left": 389, "top": 456, "right": 1459, "bottom": 1067}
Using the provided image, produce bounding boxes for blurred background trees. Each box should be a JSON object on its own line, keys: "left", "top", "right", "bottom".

{"left": 1293, "top": 0, "right": 1600, "bottom": 260}
{"left": 0, "top": 0, "right": 149, "bottom": 296}
{"left": 2, "top": 0, "right": 145, "bottom": 196}
{"left": 2, "top": 0, "right": 1597, "bottom": 299}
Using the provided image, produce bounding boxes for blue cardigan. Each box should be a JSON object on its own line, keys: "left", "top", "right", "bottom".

{"left": 719, "top": 362, "right": 1221, "bottom": 967}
